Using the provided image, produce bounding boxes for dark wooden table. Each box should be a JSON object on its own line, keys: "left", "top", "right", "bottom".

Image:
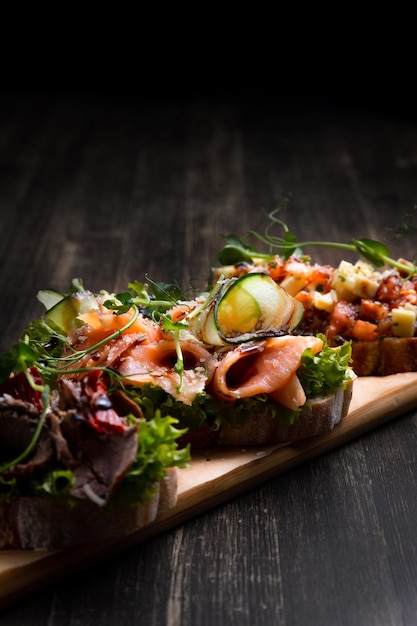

{"left": 1, "top": 78, "right": 417, "bottom": 625}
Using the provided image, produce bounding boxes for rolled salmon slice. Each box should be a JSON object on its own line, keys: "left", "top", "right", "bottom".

{"left": 211, "top": 335, "right": 323, "bottom": 405}
{"left": 116, "top": 340, "right": 218, "bottom": 405}
{"left": 269, "top": 373, "right": 306, "bottom": 411}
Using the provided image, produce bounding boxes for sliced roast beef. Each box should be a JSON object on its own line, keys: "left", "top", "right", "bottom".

{"left": 59, "top": 413, "right": 139, "bottom": 504}
{"left": 56, "top": 373, "right": 141, "bottom": 504}
{"left": 0, "top": 369, "right": 142, "bottom": 506}
{"left": 0, "top": 395, "right": 54, "bottom": 480}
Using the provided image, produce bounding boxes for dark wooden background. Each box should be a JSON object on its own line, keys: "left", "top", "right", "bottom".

{"left": 1, "top": 40, "right": 417, "bottom": 625}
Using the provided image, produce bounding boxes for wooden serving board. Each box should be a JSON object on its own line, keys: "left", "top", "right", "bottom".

{"left": 2, "top": 372, "right": 417, "bottom": 609}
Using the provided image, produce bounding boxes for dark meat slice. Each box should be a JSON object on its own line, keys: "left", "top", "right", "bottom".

{"left": 0, "top": 368, "right": 142, "bottom": 506}
{"left": 0, "top": 397, "right": 54, "bottom": 480}
{"left": 57, "top": 373, "right": 141, "bottom": 504}
{"left": 60, "top": 413, "right": 138, "bottom": 505}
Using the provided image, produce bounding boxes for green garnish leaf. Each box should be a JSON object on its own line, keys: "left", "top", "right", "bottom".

{"left": 218, "top": 235, "right": 261, "bottom": 265}
{"left": 35, "top": 469, "right": 75, "bottom": 497}
{"left": 113, "top": 412, "right": 190, "bottom": 506}
{"left": 128, "top": 281, "right": 151, "bottom": 301}
{"left": 103, "top": 291, "right": 134, "bottom": 314}
{"left": 127, "top": 280, "right": 186, "bottom": 315}
{"left": 298, "top": 334, "right": 352, "bottom": 397}
{"left": 0, "top": 342, "right": 39, "bottom": 383}
{"left": 161, "top": 315, "right": 188, "bottom": 333}
{"left": 149, "top": 280, "right": 184, "bottom": 303}
{"left": 350, "top": 238, "right": 391, "bottom": 267}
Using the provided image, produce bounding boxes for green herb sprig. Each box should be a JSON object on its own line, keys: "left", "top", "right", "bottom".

{"left": 218, "top": 206, "right": 417, "bottom": 276}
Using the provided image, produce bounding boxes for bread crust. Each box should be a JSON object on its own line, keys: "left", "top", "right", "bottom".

{"left": 0, "top": 370, "right": 355, "bottom": 548}
{"left": 0, "top": 467, "right": 177, "bottom": 550}
{"left": 219, "top": 379, "right": 353, "bottom": 446}
{"left": 178, "top": 377, "right": 354, "bottom": 448}
{"left": 351, "top": 337, "right": 417, "bottom": 376}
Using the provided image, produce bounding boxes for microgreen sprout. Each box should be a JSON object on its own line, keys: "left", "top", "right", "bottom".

{"left": 218, "top": 205, "right": 417, "bottom": 276}
{"left": 0, "top": 276, "right": 200, "bottom": 417}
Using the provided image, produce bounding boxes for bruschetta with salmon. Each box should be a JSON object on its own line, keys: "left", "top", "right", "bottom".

{"left": 1, "top": 269, "right": 353, "bottom": 453}
{"left": 0, "top": 244, "right": 355, "bottom": 547}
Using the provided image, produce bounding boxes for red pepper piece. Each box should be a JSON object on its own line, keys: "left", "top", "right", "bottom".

{"left": 80, "top": 370, "right": 125, "bottom": 434}
{"left": 0, "top": 367, "right": 43, "bottom": 411}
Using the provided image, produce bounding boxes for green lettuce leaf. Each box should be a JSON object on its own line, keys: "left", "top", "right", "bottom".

{"left": 112, "top": 412, "right": 190, "bottom": 506}
{"left": 298, "top": 334, "right": 352, "bottom": 397}
{"left": 0, "top": 412, "right": 190, "bottom": 507}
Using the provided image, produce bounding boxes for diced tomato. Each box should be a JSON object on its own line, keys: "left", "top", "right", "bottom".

{"left": 351, "top": 319, "right": 379, "bottom": 342}
{"left": 376, "top": 274, "right": 403, "bottom": 302}
{"left": 327, "top": 301, "right": 358, "bottom": 340}
{"left": 307, "top": 267, "right": 334, "bottom": 293}
{"left": 359, "top": 299, "right": 389, "bottom": 322}
{"left": 295, "top": 291, "right": 314, "bottom": 309}
{"left": 267, "top": 257, "right": 285, "bottom": 282}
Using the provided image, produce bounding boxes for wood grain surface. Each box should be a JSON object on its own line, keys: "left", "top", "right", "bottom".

{"left": 1, "top": 69, "right": 417, "bottom": 625}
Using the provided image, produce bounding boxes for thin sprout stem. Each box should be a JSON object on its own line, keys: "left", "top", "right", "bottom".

{"left": 22, "top": 363, "right": 44, "bottom": 392}
{"left": 0, "top": 395, "right": 48, "bottom": 473}
{"left": 43, "top": 305, "right": 141, "bottom": 370}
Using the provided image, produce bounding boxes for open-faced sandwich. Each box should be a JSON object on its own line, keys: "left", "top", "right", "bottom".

{"left": 0, "top": 275, "right": 354, "bottom": 548}
{"left": 0, "top": 360, "right": 189, "bottom": 549}
{"left": 0, "top": 292, "right": 191, "bottom": 549}
{"left": 8, "top": 208, "right": 402, "bottom": 548}
{"left": 213, "top": 207, "right": 417, "bottom": 377}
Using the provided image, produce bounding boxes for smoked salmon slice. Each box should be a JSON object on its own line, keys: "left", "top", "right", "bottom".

{"left": 63, "top": 303, "right": 323, "bottom": 411}
{"left": 269, "top": 372, "right": 307, "bottom": 411}
{"left": 77, "top": 307, "right": 166, "bottom": 343}
{"left": 114, "top": 340, "right": 218, "bottom": 406}
{"left": 211, "top": 335, "right": 323, "bottom": 408}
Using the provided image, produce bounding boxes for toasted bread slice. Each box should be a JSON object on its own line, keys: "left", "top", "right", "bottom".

{"left": 0, "top": 468, "right": 177, "bottom": 550}
{"left": 351, "top": 338, "right": 417, "bottom": 376}
{"left": 218, "top": 378, "right": 354, "bottom": 446}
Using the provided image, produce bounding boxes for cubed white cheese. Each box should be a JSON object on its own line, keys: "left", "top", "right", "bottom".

{"left": 313, "top": 289, "right": 338, "bottom": 312}
{"left": 331, "top": 260, "right": 380, "bottom": 301}
{"left": 391, "top": 305, "right": 417, "bottom": 337}
{"left": 280, "top": 274, "right": 309, "bottom": 296}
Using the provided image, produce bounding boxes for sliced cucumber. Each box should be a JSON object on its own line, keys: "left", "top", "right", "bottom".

{"left": 288, "top": 298, "right": 304, "bottom": 330}
{"left": 200, "top": 308, "right": 226, "bottom": 346}
{"left": 216, "top": 280, "right": 261, "bottom": 336}
{"left": 36, "top": 288, "right": 65, "bottom": 311}
{"left": 46, "top": 291, "right": 98, "bottom": 334}
{"left": 214, "top": 273, "right": 304, "bottom": 343}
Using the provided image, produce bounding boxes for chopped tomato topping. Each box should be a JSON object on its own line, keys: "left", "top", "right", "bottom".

{"left": 295, "top": 291, "right": 314, "bottom": 309}
{"left": 307, "top": 267, "right": 334, "bottom": 293}
{"left": 351, "top": 319, "right": 379, "bottom": 342}
{"left": 359, "top": 299, "right": 389, "bottom": 322}
{"left": 326, "top": 301, "right": 358, "bottom": 340}
{"left": 267, "top": 257, "right": 285, "bottom": 282}
{"left": 376, "top": 274, "right": 403, "bottom": 303}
